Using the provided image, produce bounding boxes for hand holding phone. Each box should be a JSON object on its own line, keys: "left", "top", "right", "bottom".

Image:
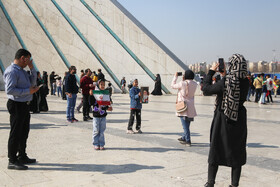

{"left": 177, "top": 72, "right": 182, "bottom": 76}
{"left": 218, "top": 58, "right": 225, "bottom": 72}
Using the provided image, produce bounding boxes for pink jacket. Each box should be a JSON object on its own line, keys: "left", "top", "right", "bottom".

{"left": 171, "top": 76, "right": 197, "bottom": 118}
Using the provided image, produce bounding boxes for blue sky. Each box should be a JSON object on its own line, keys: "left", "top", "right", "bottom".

{"left": 117, "top": 0, "right": 280, "bottom": 64}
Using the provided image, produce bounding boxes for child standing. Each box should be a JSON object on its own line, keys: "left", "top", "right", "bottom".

{"left": 89, "top": 80, "right": 112, "bottom": 150}
{"left": 127, "top": 79, "right": 142, "bottom": 134}
{"left": 56, "top": 77, "right": 62, "bottom": 97}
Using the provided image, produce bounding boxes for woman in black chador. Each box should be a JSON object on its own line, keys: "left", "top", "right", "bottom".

{"left": 203, "top": 54, "right": 249, "bottom": 187}
{"left": 151, "top": 74, "right": 162, "bottom": 95}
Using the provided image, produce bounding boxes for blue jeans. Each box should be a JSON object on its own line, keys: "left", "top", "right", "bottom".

{"left": 66, "top": 94, "right": 77, "bottom": 120}
{"left": 92, "top": 117, "right": 106, "bottom": 147}
{"left": 57, "top": 86, "right": 62, "bottom": 97}
{"left": 246, "top": 87, "right": 251, "bottom": 101}
{"left": 179, "top": 117, "right": 191, "bottom": 142}
{"left": 261, "top": 92, "right": 266, "bottom": 103}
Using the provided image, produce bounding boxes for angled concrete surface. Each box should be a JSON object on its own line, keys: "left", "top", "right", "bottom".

{"left": 0, "top": 91, "right": 279, "bottom": 186}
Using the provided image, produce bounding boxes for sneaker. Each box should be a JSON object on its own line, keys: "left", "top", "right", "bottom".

{"left": 83, "top": 117, "right": 88, "bottom": 121}
{"left": 204, "top": 182, "right": 214, "bottom": 187}
{"left": 185, "top": 141, "right": 191, "bottom": 147}
{"left": 18, "top": 156, "right": 36, "bottom": 164}
{"left": 177, "top": 137, "right": 184, "bottom": 142}
{"left": 136, "top": 129, "right": 142, "bottom": 134}
{"left": 67, "top": 119, "right": 73, "bottom": 123}
{"left": 94, "top": 146, "right": 100, "bottom": 150}
{"left": 126, "top": 130, "right": 135, "bottom": 134}
{"left": 100, "top": 147, "right": 105, "bottom": 150}
{"left": 72, "top": 118, "right": 79, "bottom": 122}
{"left": 8, "top": 161, "right": 28, "bottom": 170}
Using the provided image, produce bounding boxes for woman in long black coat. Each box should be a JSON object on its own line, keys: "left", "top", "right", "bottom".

{"left": 151, "top": 74, "right": 162, "bottom": 95}
{"left": 203, "top": 54, "right": 249, "bottom": 187}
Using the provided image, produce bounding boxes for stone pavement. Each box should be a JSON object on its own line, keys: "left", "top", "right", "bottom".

{"left": 0, "top": 91, "right": 279, "bottom": 187}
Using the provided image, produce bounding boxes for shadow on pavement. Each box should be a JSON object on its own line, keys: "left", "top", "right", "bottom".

{"left": 30, "top": 123, "right": 67, "bottom": 129}
{"left": 247, "top": 143, "right": 279, "bottom": 148}
{"left": 29, "top": 163, "right": 164, "bottom": 174}
{"left": 143, "top": 132, "right": 201, "bottom": 136}
{"left": 107, "top": 147, "right": 184, "bottom": 152}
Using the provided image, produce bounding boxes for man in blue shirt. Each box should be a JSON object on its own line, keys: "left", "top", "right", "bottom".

{"left": 3, "top": 49, "right": 39, "bottom": 170}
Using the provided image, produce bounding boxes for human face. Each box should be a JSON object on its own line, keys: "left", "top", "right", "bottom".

{"left": 133, "top": 80, "right": 138, "bottom": 87}
{"left": 71, "top": 67, "right": 77, "bottom": 74}
{"left": 87, "top": 70, "right": 92, "bottom": 77}
{"left": 99, "top": 81, "right": 105, "bottom": 90}
{"left": 21, "top": 55, "right": 31, "bottom": 68}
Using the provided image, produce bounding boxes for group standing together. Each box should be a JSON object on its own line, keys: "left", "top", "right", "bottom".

{"left": 3, "top": 49, "right": 276, "bottom": 187}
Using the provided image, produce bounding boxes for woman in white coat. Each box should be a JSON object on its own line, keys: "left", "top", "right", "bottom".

{"left": 171, "top": 70, "right": 197, "bottom": 146}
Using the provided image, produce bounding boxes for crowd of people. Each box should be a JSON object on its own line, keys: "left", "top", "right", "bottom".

{"left": 3, "top": 49, "right": 279, "bottom": 187}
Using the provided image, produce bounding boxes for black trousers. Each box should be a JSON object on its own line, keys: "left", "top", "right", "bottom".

{"left": 7, "top": 99, "right": 31, "bottom": 163}
{"left": 208, "top": 164, "right": 241, "bottom": 186}
{"left": 255, "top": 88, "right": 262, "bottom": 102}
{"left": 266, "top": 90, "right": 273, "bottom": 103}
{"left": 82, "top": 94, "right": 90, "bottom": 118}
{"left": 127, "top": 109, "right": 141, "bottom": 130}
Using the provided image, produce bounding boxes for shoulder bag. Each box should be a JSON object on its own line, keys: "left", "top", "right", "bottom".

{"left": 175, "top": 81, "right": 188, "bottom": 113}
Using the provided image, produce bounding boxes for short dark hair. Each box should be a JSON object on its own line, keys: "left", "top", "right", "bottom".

{"left": 81, "top": 70, "right": 84, "bottom": 73}
{"left": 266, "top": 75, "right": 270, "bottom": 78}
{"left": 108, "top": 83, "right": 112, "bottom": 86}
{"left": 69, "top": 66, "right": 76, "bottom": 71}
{"left": 85, "top": 68, "right": 91, "bottom": 73}
{"left": 98, "top": 69, "right": 101, "bottom": 72}
{"left": 15, "top": 48, "right": 31, "bottom": 60}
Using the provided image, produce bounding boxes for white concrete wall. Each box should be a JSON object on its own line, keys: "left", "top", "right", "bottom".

{"left": 0, "top": 7, "right": 22, "bottom": 90}
{"left": 1, "top": 0, "right": 186, "bottom": 93}
{"left": 86, "top": 0, "right": 184, "bottom": 92}
{"left": 1, "top": 0, "right": 68, "bottom": 79}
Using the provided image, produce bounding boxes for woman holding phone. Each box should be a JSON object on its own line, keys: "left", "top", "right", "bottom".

{"left": 171, "top": 70, "right": 197, "bottom": 146}
{"left": 203, "top": 54, "right": 249, "bottom": 187}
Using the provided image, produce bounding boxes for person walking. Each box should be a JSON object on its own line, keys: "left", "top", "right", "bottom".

{"left": 203, "top": 54, "right": 249, "bottom": 187}
{"left": 151, "top": 74, "right": 163, "bottom": 95}
{"left": 171, "top": 70, "right": 197, "bottom": 146}
{"left": 3, "top": 49, "right": 39, "bottom": 170}
{"left": 56, "top": 77, "right": 62, "bottom": 97}
{"left": 120, "top": 77, "right": 126, "bottom": 94}
{"left": 80, "top": 68, "right": 94, "bottom": 121}
{"left": 253, "top": 73, "right": 264, "bottom": 102}
{"left": 49, "top": 71, "right": 57, "bottom": 95}
{"left": 65, "top": 66, "right": 79, "bottom": 123}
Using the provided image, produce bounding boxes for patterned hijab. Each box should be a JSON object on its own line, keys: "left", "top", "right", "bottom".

{"left": 221, "top": 54, "right": 247, "bottom": 121}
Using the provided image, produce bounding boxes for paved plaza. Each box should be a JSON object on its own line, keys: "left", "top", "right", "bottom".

{"left": 0, "top": 91, "right": 279, "bottom": 187}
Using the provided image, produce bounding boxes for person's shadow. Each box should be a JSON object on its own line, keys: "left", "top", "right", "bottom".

{"left": 29, "top": 163, "right": 164, "bottom": 174}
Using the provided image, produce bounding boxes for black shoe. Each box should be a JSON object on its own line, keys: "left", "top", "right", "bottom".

{"left": 83, "top": 117, "right": 88, "bottom": 121}
{"left": 178, "top": 137, "right": 184, "bottom": 142}
{"left": 18, "top": 156, "right": 36, "bottom": 164}
{"left": 87, "top": 116, "right": 93, "bottom": 120}
{"left": 8, "top": 161, "right": 28, "bottom": 170}
{"left": 204, "top": 182, "right": 214, "bottom": 187}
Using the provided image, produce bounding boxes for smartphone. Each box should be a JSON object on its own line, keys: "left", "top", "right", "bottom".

{"left": 218, "top": 58, "right": 224, "bottom": 72}
{"left": 177, "top": 72, "right": 182, "bottom": 76}
{"left": 38, "top": 84, "right": 43, "bottom": 88}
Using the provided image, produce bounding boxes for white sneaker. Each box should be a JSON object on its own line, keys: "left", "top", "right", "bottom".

{"left": 126, "top": 130, "right": 135, "bottom": 134}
